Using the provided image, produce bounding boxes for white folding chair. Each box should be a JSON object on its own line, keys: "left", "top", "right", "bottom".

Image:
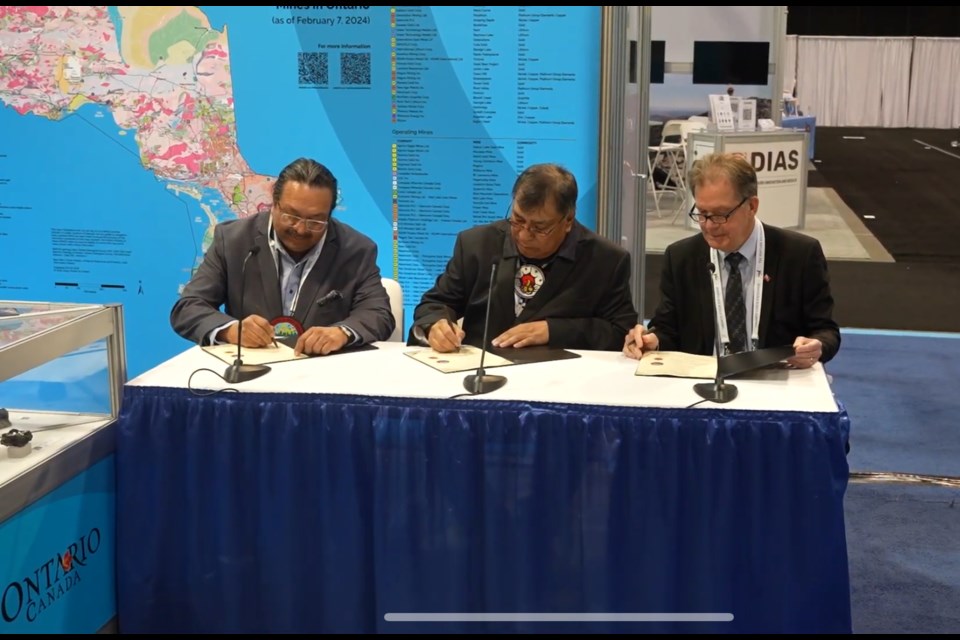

{"left": 669, "top": 121, "right": 709, "bottom": 224}
{"left": 648, "top": 119, "right": 686, "bottom": 218}
{"left": 380, "top": 277, "right": 404, "bottom": 342}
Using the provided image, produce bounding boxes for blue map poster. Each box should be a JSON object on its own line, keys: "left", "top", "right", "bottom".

{"left": 0, "top": 6, "right": 602, "bottom": 376}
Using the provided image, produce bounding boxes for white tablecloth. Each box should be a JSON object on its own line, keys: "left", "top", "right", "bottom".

{"left": 130, "top": 342, "right": 839, "bottom": 414}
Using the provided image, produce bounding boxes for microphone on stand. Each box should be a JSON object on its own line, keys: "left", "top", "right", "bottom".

{"left": 224, "top": 245, "right": 271, "bottom": 384}
{"left": 463, "top": 260, "right": 507, "bottom": 395}
{"left": 693, "top": 261, "right": 738, "bottom": 403}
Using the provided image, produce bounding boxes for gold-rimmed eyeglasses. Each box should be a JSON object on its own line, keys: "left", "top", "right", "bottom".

{"left": 278, "top": 210, "right": 328, "bottom": 232}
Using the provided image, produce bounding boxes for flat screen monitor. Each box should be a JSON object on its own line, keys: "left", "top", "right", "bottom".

{"left": 692, "top": 41, "right": 770, "bottom": 85}
{"left": 650, "top": 40, "right": 665, "bottom": 84}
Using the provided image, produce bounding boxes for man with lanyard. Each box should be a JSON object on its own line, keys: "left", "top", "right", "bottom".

{"left": 171, "top": 157, "right": 394, "bottom": 356}
{"left": 623, "top": 152, "right": 840, "bottom": 368}
{"left": 410, "top": 163, "right": 637, "bottom": 352}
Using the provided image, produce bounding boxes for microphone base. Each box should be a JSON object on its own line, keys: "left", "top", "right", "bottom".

{"left": 463, "top": 373, "right": 507, "bottom": 395}
{"left": 693, "top": 380, "right": 738, "bottom": 404}
{"left": 224, "top": 363, "right": 271, "bottom": 384}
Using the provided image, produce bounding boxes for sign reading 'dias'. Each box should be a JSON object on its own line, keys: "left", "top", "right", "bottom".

{"left": 725, "top": 136, "right": 807, "bottom": 229}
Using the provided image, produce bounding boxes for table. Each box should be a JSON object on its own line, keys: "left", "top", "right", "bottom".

{"left": 115, "top": 343, "right": 851, "bottom": 633}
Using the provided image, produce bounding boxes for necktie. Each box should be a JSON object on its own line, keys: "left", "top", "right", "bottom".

{"left": 724, "top": 252, "right": 747, "bottom": 353}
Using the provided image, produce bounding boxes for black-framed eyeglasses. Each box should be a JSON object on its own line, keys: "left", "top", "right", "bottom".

{"left": 688, "top": 196, "right": 749, "bottom": 225}
{"left": 505, "top": 208, "right": 568, "bottom": 238}
{"left": 277, "top": 209, "right": 329, "bottom": 232}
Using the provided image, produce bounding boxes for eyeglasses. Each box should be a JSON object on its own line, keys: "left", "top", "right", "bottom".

{"left": 278, "top": 210, "right": 328, "bottom": 232}
{"left": 506, "top": 211, "right": 567, "bottom": 237}
{"left": 689, "top": 196, "right": 749, "bottom": 225}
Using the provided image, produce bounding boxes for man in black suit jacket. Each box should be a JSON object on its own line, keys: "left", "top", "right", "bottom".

{"left": 410, "top": 163, "right": 637, "bottom": 352}
{"left": 624, "top": 152, "right": 839, "bottom": 367}
{"left": 170, "top": 158, "right": 394, "bottom": 356}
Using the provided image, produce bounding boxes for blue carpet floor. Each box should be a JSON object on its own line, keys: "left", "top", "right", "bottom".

{"left": 828, "top": 330, "right": 960, "bottom": 478}
{"left": 830, "top": 330, "right": 960, "bottom": 633}
{"left": 845, "top": 482, "right": 959, "bottom": 634}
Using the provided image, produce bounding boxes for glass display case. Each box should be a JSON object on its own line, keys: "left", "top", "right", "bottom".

{"left": 0, "top": 300, "right": 125, "bottom": 633}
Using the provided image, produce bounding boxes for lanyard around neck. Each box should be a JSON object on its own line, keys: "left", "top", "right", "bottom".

{"left": 709, "top": 223, "right": 765, "bottom": 354}
{"left": 268, "top": 219, "right": 314, "bottom": 314}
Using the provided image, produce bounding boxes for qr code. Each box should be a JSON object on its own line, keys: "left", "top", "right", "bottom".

{"left": 340, "top": 52, "right": 370, "bottom": 85}
{"left": 298, "top": 51, "right": 328, "bottom": 86}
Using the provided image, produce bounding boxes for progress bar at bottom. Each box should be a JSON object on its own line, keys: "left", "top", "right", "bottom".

{"left": 384, "top": 613, "right": 733, "bottom": 622}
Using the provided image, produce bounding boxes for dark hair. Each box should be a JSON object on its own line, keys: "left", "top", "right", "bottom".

{"left": 272, "top": 158, "right": 338, "bottom": 208}
{"left": 688, "top": 152, "right": 758, "bottom": 201}
{"left": 511, "top": 163, "right": 578, "bottom": 218}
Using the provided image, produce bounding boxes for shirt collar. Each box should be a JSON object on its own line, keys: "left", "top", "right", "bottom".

{"left": 721, "top": 219, "right": 760, "bottom": 264}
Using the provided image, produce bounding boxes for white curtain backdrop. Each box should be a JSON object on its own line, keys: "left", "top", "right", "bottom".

{"left": 879, "top": 38, "right": 912, "bottom": 127}
{"left": 796, "top": 37, "right": 912, "bottom": 127}
{"left": 793, "top": 36, "right": 960, "bottom": 128}
{"left": 907, "top": 38, "right": 960, "bottom": 129}
{"left": 797, "top": 38, "right": 865, "bottom": 126}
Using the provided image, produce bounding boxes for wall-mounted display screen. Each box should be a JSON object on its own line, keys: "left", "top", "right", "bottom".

{"left": 650, "top": 40, "right": 665, "bottom": 84}
{"left": 692, "top": 41, "right": 770, "bottom": 85}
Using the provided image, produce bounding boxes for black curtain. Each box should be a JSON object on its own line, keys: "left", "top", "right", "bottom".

{"left": 788, "top": 6, "right": 960, "bottom": 37}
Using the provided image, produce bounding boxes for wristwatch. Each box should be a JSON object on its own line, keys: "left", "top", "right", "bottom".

{"left": 337, "top": 324, "right": 356, "bottom": 344}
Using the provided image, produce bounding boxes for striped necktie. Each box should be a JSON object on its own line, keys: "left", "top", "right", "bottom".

{"left": 724, "top": 252, "right": 747, "bottom": 353}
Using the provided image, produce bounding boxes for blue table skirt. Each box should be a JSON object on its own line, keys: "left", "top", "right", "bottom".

{"left": 116, "top": 386, "right": 851, "bottom": 634}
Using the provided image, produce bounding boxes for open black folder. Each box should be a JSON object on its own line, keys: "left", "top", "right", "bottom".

{"left": 636, "top": 345, "right": 796, "bottom": 379}
{"left": 276, "top": 335, "right": 378, "bottom": 355}
{"left": 719, "top": 345, "right": 797, "bottom": 378}
{"left": 488, "top": 346, "right": 581, "bottom": 366}
{"left": 405, "top": 345, "right": 580, "bottom": 374}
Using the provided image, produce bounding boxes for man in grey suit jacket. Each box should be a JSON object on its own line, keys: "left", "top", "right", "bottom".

{"left": 171, "top": 158, "right": 394, "bottom": 356}
{"left": 624, "top": 152, "right": 840, "bottom": 368}
{"left": 409, "top": 163, "right": 637, "bottom": 352}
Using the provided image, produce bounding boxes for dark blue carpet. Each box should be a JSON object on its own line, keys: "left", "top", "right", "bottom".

{"left": 845, "top": 482, "right": 960, "bottom": 634}
{"left": 828, "top": 330, "right": 960, "bottom": 478}
{"left": 829, "top": 329, "right": 960, "bottom": 633}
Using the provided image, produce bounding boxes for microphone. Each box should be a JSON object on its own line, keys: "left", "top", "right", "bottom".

{"left": 224, "top": 245, "right": 271, "bottom": 384}
{"left": 316, "top": 289, "right": 343, "bottom": 306}
{"left": 463, "top": 260, "right": 507, "bottom": 394}
{"left": 693, "top": 261, "right": 738, "bottom": 403}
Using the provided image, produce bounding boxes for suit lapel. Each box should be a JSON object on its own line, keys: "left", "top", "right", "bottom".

{"left": 696, "top": 239, "right": 715, "bottom": 353}
{"left": 487, "top": 251, "right": 517, "bottom": 339}
{"left": 758, "top": 224, "right": 779, "bottom": 347}
{"left": 254, "top": 214, "right": 283, "bottom": 318}
{"left": 294, "top": 221, "right": 340, "bottom": 325}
